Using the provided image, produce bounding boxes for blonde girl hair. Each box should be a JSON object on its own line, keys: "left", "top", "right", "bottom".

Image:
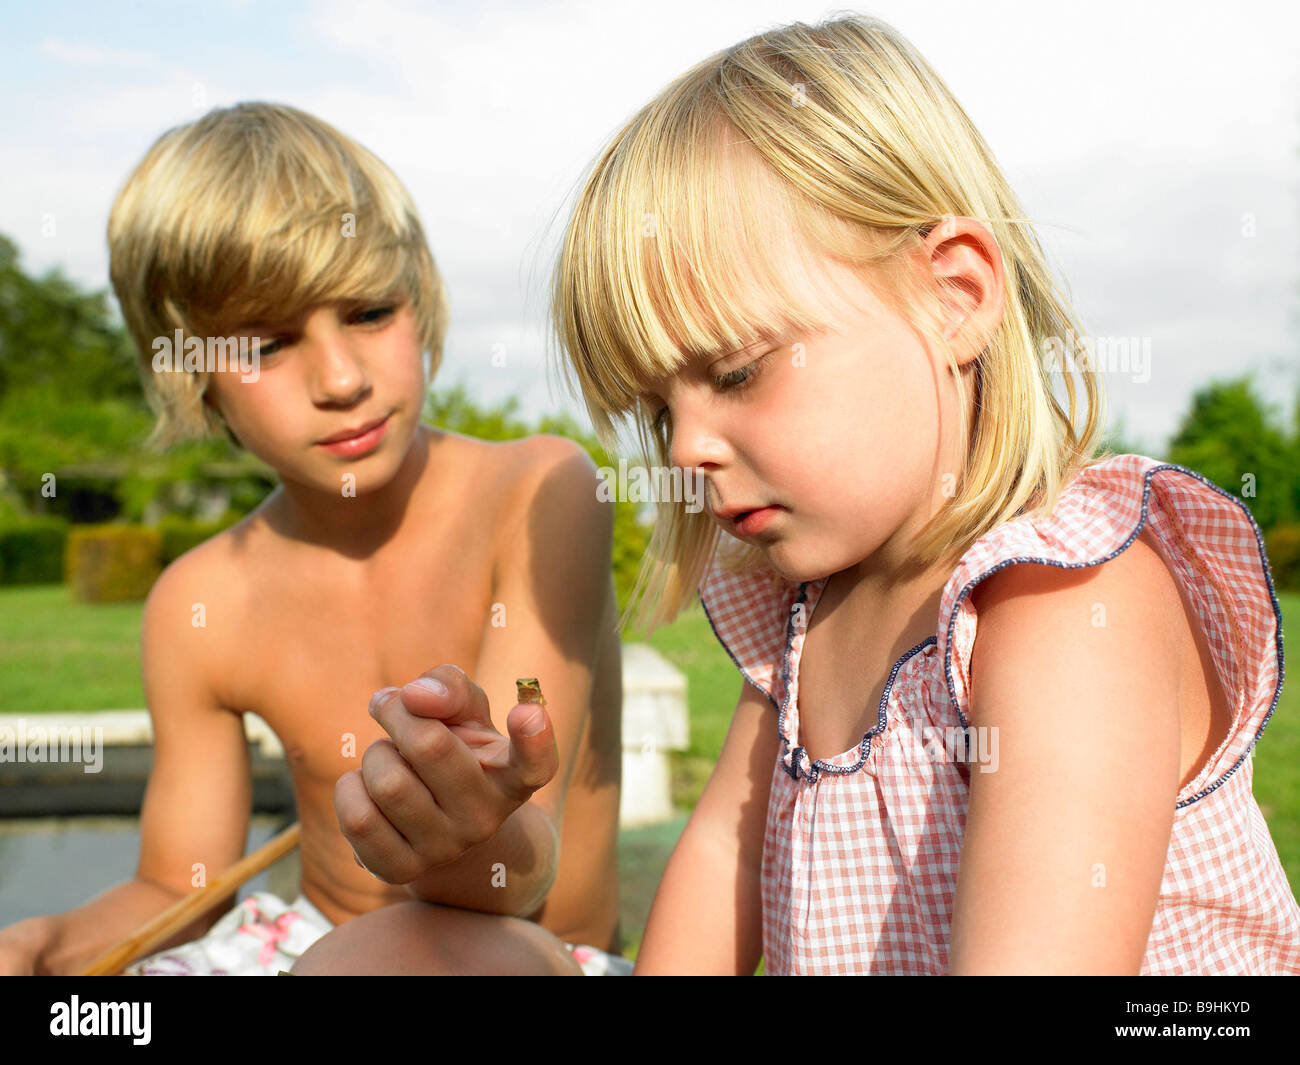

{"left": 108, "top": 101, "right": 448, "bottom": 448}
{"left": 551, "top": 14, "right": 1107, "bottom": 634}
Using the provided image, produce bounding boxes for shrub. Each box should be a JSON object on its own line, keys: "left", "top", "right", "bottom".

{"left": 0, "top": 517, "right": 69, "bottom": 584}
{"left": 1264, "top": 523, "right": 1300, "bottom": 593}
{"left": 66, "top": 524, "right": 161, "bottom": 602}
{"left": 158, "top": 512, "right": 241, "bottom": 565}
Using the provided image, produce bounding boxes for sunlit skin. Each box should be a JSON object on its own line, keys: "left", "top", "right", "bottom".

{"left": 202, "top": 300, "right": 428, "bottom": 546}
{"left": 639, "top": 217, "right": 998, "bottom": 745}
{"left": 0, "top": 297, "right": 623, "bottom": 976}
{"left": 633, "top": 208, "right": 1232, "bottom": 975}
{"left": 190, "top": 299, "right": 619, "bottom": 971}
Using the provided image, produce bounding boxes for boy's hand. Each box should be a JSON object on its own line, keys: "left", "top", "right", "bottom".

{"left": 335, "top": 664, "right": 559, "bottom": 884}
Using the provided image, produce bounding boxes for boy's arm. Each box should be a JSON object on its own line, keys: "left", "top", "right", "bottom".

{"left": 34, "top": 553, "right": 253, "bottom": 974}
{"left": 634, "top": 678, "right": 777, "bottom": 975}
{"left": 397, "top": 436, "right": 614, "bottom": 914}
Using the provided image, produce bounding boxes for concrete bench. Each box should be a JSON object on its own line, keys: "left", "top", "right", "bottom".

{"left": 0, "top": 643, "right": 690, "bottom": 828}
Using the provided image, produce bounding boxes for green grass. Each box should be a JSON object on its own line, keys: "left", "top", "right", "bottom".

{"left": 0, "top": 584, "right": 145, "bottom": 710}
{"left": 2, "top": 582, "right": 1299, "bottom": 955}
{"left": 1252, "top": 592, "right": 1300, "bottom": 892}
{"left": 639, "top": 601, "right": 743, "bottom": 811}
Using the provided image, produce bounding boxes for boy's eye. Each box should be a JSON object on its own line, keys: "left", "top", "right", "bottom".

{"left": 353, "top": 305, "right": 396, "bottom": 325}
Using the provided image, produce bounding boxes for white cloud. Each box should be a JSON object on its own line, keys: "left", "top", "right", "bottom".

{"left": 39, "top": 37, "right": 157, "bottom": 67}
{"left": 5, "top": 0, "right": 1299, "bottom": 447}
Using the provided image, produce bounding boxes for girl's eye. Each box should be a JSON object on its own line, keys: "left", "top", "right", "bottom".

{"left": 255, "top": 337, "right": 285, "bottom": 358}
{"left": 711, "top": 351, "right": 772, "bottom": 391}
{"left": 645, "top": 349, "right": 771, "bottom": 434}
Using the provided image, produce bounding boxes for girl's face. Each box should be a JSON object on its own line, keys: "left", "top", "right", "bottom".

{"left": 202, "top": 299, "right": 427, "bottom": 498}
{"left": 643, "top": 242, "right": 987, "bottom": 585}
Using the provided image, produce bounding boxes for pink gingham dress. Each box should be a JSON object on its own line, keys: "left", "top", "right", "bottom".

{"left": 699, "top": 453, "right": 1300, "bottom": 974}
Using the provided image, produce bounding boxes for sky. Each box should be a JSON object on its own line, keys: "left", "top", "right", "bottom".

{"left": 2, "top": 0, "right": 1298, "bottom": 454}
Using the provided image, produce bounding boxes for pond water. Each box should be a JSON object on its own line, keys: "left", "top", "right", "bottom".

{"left": 0, "top": 811, "right": 689, "bottom": 954}
{"left": 0, "top": 814, "right": 293, "bottom": 928}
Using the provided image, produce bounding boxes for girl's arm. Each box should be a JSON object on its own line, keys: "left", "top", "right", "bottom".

{"left": 634, "top": 678, "right": 779, "bottom": 975}
{"left": 948, "top": 531, "right": 1184, "bottom": 975}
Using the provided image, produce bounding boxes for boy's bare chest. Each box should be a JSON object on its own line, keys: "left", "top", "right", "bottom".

{"left": 234, "top": 544, "right": 496, "bottom": 780}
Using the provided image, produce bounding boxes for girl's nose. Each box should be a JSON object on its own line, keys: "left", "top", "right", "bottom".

{"left": 667, "top": 407, "right": 730, "bottom": 472}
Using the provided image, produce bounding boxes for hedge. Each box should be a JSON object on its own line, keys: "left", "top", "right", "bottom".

{"left": 1264, "top": 523, "right": 1300, "bottom": 594}
{"left": 0, "top": 517, "right": 69, "bottom": 585}
{"left": 66, "top": 524, "right": 161, "bottom": 603}
{"left": 158, "top": 513, "right": 242, "bottom": 566}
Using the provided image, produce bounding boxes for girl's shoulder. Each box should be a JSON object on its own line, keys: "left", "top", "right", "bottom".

{"left": 698, "top": 543, "right": 807, "bottom": 710}
{"left": 938, "top": 453, "right": 1284, "bottom": 806}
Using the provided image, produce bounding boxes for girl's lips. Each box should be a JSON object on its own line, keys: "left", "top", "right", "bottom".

{"left": 734, "top": 506, "right": 781, "bottom": 538}
{"left": 316, "top": 414, "right": 390, "bottom": 457}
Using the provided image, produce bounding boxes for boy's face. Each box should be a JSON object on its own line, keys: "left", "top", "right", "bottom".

{"left": 202, "top": 299, "right": 427, "bottom": 497}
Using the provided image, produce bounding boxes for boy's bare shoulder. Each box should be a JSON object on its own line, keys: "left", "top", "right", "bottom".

{"left": 500, "top": 434, "right": 604, "bottom": 535}
{"left": 429, "top": 427, "right": 601, "bottom": 521}
{"left": 142, "top": 509, "right": 270, "bottom": 646}
{"left": 432, "top": 426, "right": 595, "bottom": 481}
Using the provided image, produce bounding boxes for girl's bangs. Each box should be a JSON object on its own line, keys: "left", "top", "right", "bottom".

{"left": 568, "top": 112, "right": 864, "bottom": 419}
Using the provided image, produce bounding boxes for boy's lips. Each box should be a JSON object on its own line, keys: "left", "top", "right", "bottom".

{"left": 317, "top": 414, "right": 389, "bottom": 444}
{"left": 316, "top": 413, "right": 391, "bottom": 456}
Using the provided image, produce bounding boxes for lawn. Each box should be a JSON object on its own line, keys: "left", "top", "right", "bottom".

{"left": 3, "top": 583, "right": 1299, "bottom": 951}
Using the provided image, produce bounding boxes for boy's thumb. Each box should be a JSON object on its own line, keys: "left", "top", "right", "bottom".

{"left": 504, "top": 702, "right": 558, "bottom": 800}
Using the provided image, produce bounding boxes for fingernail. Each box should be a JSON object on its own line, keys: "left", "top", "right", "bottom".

{"left": 369, "top": 687, "right": 399, "bottom": 715}
{"left": 519, "top": 706, "right": 547, "bottom": 737}
{"left": 412, "top": 677, "right": 448, "bottom": 697}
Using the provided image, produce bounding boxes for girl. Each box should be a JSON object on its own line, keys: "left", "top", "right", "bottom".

{"left": 549, "top": 15, "right": 1300, "bottom": 974}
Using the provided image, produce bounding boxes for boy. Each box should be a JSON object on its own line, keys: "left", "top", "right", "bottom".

{"left": 0, "top": 102, "right": 625, "bottom": 976}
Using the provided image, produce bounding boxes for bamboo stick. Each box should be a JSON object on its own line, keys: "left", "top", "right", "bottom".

{"left": 78, "top": 821, "right": 302, "bottom": 976}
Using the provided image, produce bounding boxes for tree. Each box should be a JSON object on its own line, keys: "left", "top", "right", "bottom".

{"left": 0, "top": 233, "right": 141, "bottom": 403}
{"left": 1166, "top": 376, "right": 1297, "bottom": 530}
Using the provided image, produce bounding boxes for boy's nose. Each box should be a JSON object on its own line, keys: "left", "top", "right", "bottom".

{"left": 308, "top": 336, "right": 371, "bottom": 406}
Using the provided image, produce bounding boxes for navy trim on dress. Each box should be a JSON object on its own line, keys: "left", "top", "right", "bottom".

{"left": 774, "top": 577, "right": 937, "bottom": 784}
{"left": 939, "top": 461, "right": 1286, "bottom": 810}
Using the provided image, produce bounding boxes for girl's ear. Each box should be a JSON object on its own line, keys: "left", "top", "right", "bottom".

{"left": 922, "top": 216, "right": 1006, "bottom": 367}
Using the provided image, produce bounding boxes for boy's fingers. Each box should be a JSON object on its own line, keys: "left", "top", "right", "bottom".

{"left": 501, "top": 702, "right": 559, "bottom": 804}
{"left": 358, "top": 739, "right": 457, "bottom": 858}
{"left": 334, "top": 766, "right": 424, "bottom": 883}
{"left": 378, "top": 717, "right": 505, "bottom": 837}
{"left": 394, "top": 664, "right": 493, "bottom": 729}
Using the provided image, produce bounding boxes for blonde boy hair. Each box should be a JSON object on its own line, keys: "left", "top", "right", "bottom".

{"left": 551, "top": 14, "right": 1108, "bottom": 634}
{"left": 108, "top": 101, "right": 448, "bottom": 448}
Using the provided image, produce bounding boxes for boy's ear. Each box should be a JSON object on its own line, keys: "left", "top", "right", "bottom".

{"left": 201, "top": 386, "right": 244, "bottom": 450}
